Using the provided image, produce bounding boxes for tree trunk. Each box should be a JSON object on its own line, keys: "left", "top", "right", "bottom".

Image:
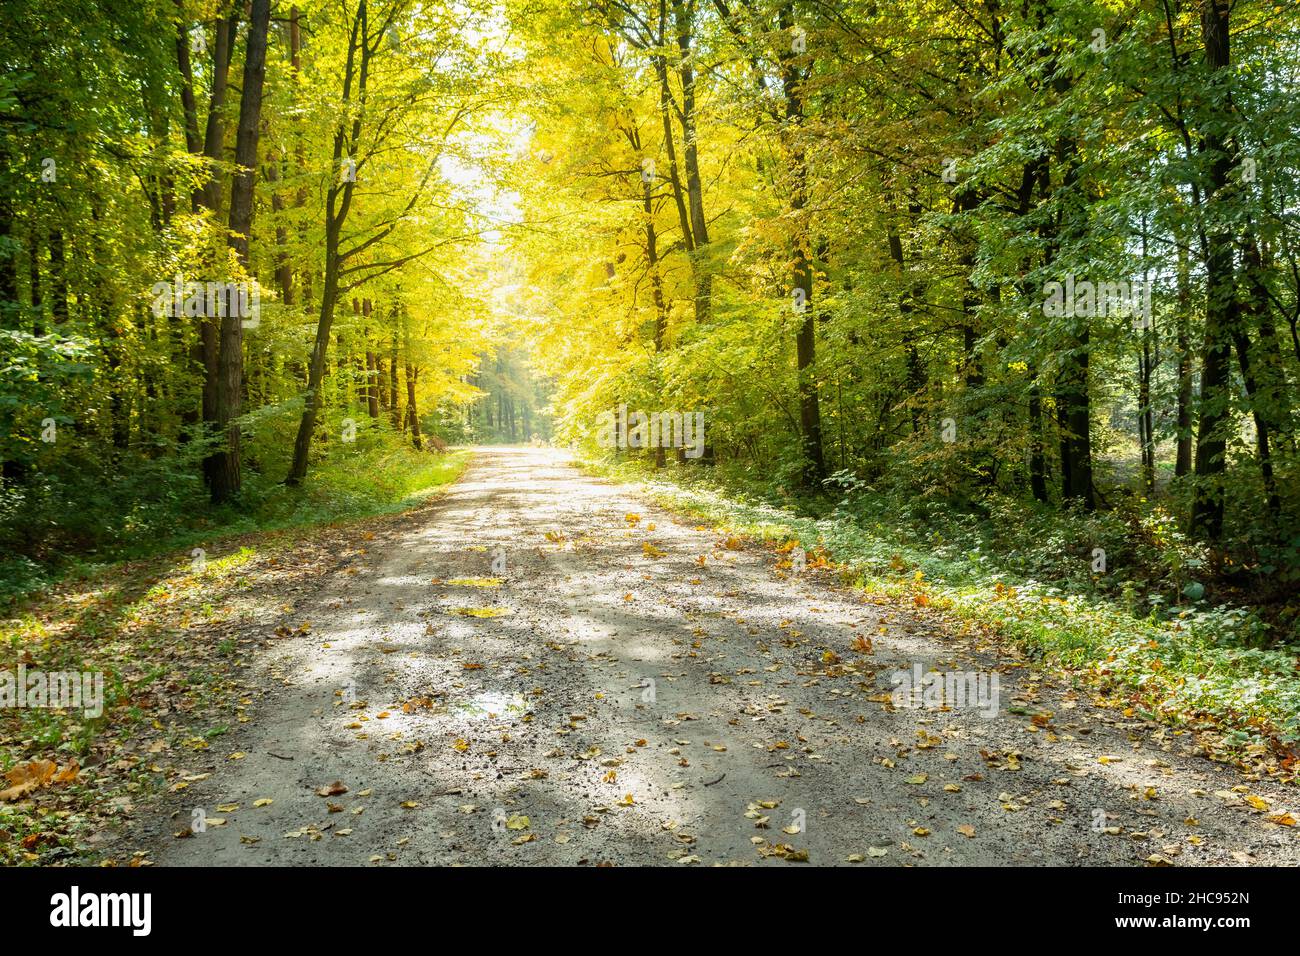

{"left": 1175, "top": 237, "right": 1193, "bottom": 477}
{"left": 287, "top": 0, "right": 369, "bottom": 485}
{"left": 1190, "top": 0, "right": 1235, "bottom": 540}
{"left": 389, "top": 327, "right": 401, "bottom": 428}
{"left": 210, "top": 0, "right": 271, "bottom": 503}
{"left": 405, "top": 361, "right": 422, "bottom": 449}
{"left": 670, "top": 0, "right": 711, "bottom": 322}
{"left": 288, "top": 243, "right": 342, "bottom": 483}
{"left": 1059, "top": 323, "right": 1094, "bottom": 509}
{"left": 779, "top": 4, "right": 824, "bottom": 487}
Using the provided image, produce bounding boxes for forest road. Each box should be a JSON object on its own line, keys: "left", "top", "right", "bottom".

{"left": 117, "top": 446, "right": 1300, "bottom": 866}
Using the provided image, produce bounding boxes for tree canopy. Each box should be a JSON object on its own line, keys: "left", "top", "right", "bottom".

{"left": 2, "top": 0, "right": 1298, "bottom": 593}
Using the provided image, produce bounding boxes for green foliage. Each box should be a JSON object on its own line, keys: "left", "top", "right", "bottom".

{"left": 0, "top": 430, "right": 470, "bottom": 608}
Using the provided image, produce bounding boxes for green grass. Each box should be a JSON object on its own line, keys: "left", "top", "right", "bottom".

{"left": 0, "top": 440, "right": 472, "bottom": 608}
{"left": 585, "top": 455, "right": 1300, "bottom": 757}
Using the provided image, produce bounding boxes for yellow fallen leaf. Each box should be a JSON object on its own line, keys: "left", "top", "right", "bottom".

{"left": 0, "top": 759, "right": 62, "bottom": 801}
{"left": 449, "top": 607, "right": 512, "bottom": 618}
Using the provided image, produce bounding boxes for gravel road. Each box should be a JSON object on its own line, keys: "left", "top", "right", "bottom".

{"left": 115, "top": 446, "right": 1300, "bottom": 866}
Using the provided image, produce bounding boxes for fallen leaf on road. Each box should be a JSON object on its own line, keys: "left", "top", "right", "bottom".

{"left": 449, "top": 607, "right": 512, "bottom": 618}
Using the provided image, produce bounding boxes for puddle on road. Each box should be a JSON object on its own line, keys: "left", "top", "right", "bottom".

{"left": 449, "top": 690, "right": 528, "bottom": 720}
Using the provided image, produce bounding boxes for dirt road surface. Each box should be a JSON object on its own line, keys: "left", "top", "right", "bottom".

{"left": 112, "top": 447, "right": 1300, "bottom": 866}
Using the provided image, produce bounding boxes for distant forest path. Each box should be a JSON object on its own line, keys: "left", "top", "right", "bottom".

{"left": 114, "top": 447, "right": 1300, "bottom": 866}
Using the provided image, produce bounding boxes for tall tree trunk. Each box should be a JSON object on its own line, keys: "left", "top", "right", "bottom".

{"left": 389, "top": 327, "right": 401, "bottom": 428}
{"left": 1138, "top": 225, "right": 1155, "bottom": 492}
{"left": 1058, "top": 323, "right": 1094, "bottom": 508}
{"left": 1175, "top": 237, "right": 1194, "bottom": 477}
{"left": 211, "top": 0, "right": 271, "bottom": 503}
{"left": 886, "top": 208, "right": 924, "bottom": 433}
{"left": 1190, "top": 0, "right": 1235, "bottom": 540}
{"left": 363, "top": 300, "right": 380, "bottom": 419}
{"left": 778, "top": 4, "right": 824, "bottom": 486}
{"left": 181, "top": 14, "right": 232, "bottom": 479}
{"left": 287, "top": 0, "right": 368, "bottom": 485}
{"left": 670, "top": 0, "right": 711, "bottom": 322}
{"left": 288, "top": 237, "right": 342, "bottom": 483}
{"left": 642, "top": 156, "right": 669, "bottom": 468}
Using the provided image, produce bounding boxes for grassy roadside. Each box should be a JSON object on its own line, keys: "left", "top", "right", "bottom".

{"left": 582, "top": 457, "right": 1300, "bottom": 783}
{"left": 0, "top": 447, "right": 471, "bottom": 864}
